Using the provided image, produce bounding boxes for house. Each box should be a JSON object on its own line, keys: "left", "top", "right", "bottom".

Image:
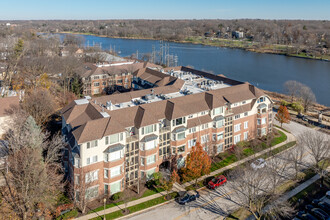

{"left": 61, "top": 66, "right": 273, "bottom": 201}
{"left": 232, "top": 31, "right": 244, "bottom": 39}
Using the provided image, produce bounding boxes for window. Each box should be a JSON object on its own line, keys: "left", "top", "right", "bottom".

{"left": 105, "top": 137, "right": 109, "bottom": 145}
{"left": 94, "top": 82, "right": 100, "bottom": 86}
{"left": 261, "top": 118, "right": 266, "bottom": 125}
{"left": 87, "top": 142, "right": 90, "bottom": 149}
{"left": 214, "top": 120, "right": 224, "bottom": 128}
{"left": 261, "top": 128, "right": 266, "bottom": 136}
{"left": 92, "top": 155, "right": 98, "bottom": 163}
{"left": 143, "top": 124, "right": 155, "bottom": 135}
{"left": 233, "top": 103, "right": 238, "bottom": 107}
{"left": 172, "top": 148, "right": 176, "bottom": 154}
{"left": 201, "top": 123, "right": 209, "bottom": 130}
{"left": 104, "top": 169, "right": 109, "bottom": 179}
{"left": 174, "top": 117, "right": 185, "bottom": 126}
{"left": 177, "top": 132, "right": 186, "bottom": 141}
{"left": 146, "top": 155, "right": 156, "bottom": 165}
{"left": 102, "top": 81, "right": 106, "bottom": 86}
{"left": 257, "top": 97, "right": 264, "bottom": 103}
{"left": 234, "top": 135, "right": 241, "bottom": 144}
{"left": 85, "top": 186, "right": 98, "bottom": 199}
{"left": 217, "top": 144, "right": 224, "bottom": 153}
{"left": 269, "top": 113, "right": 272, "bottom": 121}
{"left": 242, "top": 101, "right": 246, "bottom": 104}
{"left": 85, "top": 170, "right": 98, "bottom": 183}
{"left": 188, "top": 139, "right": 197, "bottom": 148}
{"left": 213, "top": 107, "right": 223, "bottom": 115}
{"left": 117, "top": 79, "right": 123, "bottom": 83}
{"left": 110, "top": 166, "right": 121, "bottom": 178}
{"left": 141, "top": 158, "right": 144, "bottom": 166}
{"left": 216, "top": 132, "right": 224, "bottom": 141}
{"left": 244, "top": 121, "right": 248, "bottom": 129}
{"left": 94, "top": 89, "right": 99, "bottom": 94}
{"left": 146, "top": 168, "right": 156, "bottom": 180}
{"left": 235, "top": 114, "right": 240, "bottom": 120}
{"left": 189, "top": 127, "right": 196, "bottom": 133}
{"left": 109, "top": 133, "right": 122, "bottom": 144}
{"left": 177, "top": 145, "right": 185, "bottom": 153}
{"left": 94, "top": 76, "right": 99, "bottom": 80}
{"left": 201, "top": 135, "right": 209, "bottom": 144}
{"left": 87, "top": 157, "right": 90, "bottom": 165}
{"left": 108, "top": 149, "right": 124, "bottom": 162}
{"left": 75, "top": 175, "right": 80, "bottom": 185}
{"left": 188, "top": 114, "right": 193, "bottom": 118}
{"left": 244, "top": 112, "right": 248, "bottom": 117}
{"left": 104, "top": 184, "right": 109, "bottom": 195}
{"left": 257, "top": 119, "right": 261, "bottom": 125}
{"left": 200, "top": 111, "right": 207, "bottom": 115}
{"left": 143, "top": 140, "right": 156, "bottom": 151}
{"left": 234, "top": 124, "right": 241, "bottom": 132}
{"left": 244, "top": 132, "right": 249, "bottom": 140}
{"left": 110, "top": 181, "right": 121, "bottom": 194}
{"left": 87, "top": 140, "right": 98, "bottom": 149}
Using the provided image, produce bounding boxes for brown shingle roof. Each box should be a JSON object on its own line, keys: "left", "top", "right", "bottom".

{"left": 187, "top": 115, "right": 213, "bottom": 129}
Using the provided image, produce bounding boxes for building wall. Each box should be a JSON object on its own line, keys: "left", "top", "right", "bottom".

{"left": 64, "top": 95, "right": 273, "bottom": 200}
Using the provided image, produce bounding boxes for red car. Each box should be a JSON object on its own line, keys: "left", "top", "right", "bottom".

{"left": 208, "top": 175, "right": 227, "bottom": 189}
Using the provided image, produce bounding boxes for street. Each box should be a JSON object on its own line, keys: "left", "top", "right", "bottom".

{"left": 127, "top": 121, "right": 329, "bottom": 220}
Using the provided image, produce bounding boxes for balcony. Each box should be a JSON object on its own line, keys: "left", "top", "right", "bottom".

{"left": 126, "top": 134, "right": 139, "bottom": 142}
{"left": 224, "top": 109, "right": 233, "bottom": 116}
{"left": 160, "top": 126, "right": 170, "bottom": 133}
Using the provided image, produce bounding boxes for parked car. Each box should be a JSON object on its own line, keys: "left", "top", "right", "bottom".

{"left": 301, "top": 213, "right": 318, "bottom": 220}
{"left": 318, "top": 202, "right": 330, "bottom": 213}
{"left": 297, "top": 211, "right": 306, "bottom": 219}
{"left": 208, "top": 175, "right": 227, "bottom": 189}
{"left": 326, "top": 191, "right": 330, "bottom": 199}
{"left": 310, "top": 208, "right": 329, "bottom": 220}
{"left": 306, "top": 204, "right": 316, "bottom": 212}
{"left": 312, "top": 199, "right": 321, "bottom": 207}
{"left": 176, "top": 191, "right": 200, "bottom": 205}
{"left": 251, "top": 158, "right": 267, "bottom": 170}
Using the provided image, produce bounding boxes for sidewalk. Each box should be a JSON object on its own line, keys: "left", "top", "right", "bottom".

{"left": 182, "top": 129, "right": 295, "bottom": 188}
{"left": 76, "top": 129, "right": 295, "bottom": 220}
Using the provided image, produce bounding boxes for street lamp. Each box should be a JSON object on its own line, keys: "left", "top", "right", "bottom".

{"left": 103, "top": 198, "right": 106, "bottom": 220}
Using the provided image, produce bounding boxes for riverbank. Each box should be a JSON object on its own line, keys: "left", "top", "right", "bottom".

{"left": 56, "top": 31, "right": 329, "bottom": 62}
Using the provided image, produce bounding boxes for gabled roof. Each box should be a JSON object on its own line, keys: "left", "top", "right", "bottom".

{"left": 187, "top": 115, "right": 213, "bottom": 129}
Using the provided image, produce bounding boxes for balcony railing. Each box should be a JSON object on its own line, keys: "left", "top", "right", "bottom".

{"left": 126, "top": 134, "right": 139, "bottom": 142}
{"left": 160, "top": 126, "right": 170, "bottom": 133}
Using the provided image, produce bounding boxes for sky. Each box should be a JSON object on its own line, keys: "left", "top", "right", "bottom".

{"left": 1, "top": 0, "right": 329, "bottom": 20}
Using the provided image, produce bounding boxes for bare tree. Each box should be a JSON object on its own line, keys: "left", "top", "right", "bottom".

{"left": 222, "top": 167, "right": 294, "bottom": 220}
{"left": 22, "top": 88, "right": 56, "bottom": 126}
{"left": 298, "top": 85, "right": 316, "bottom": 113}
{"left": 299, "top": 131, "right": 330, "bottom": 184}
{"left": 287, "top": 143, "right": 305, "bottom": 180}
{"left": 0, "top": 114, "right": 64, "bottom": 220}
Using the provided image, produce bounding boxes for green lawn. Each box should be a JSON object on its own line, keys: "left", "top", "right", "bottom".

{"left": 56, "top": 209, "right": 78, "bottom": 220}
{"left": 210, "top": 130, "right": 287, "bottom": 172}
{"left": 91, "top": 192, "right": 178, "bottom": 220}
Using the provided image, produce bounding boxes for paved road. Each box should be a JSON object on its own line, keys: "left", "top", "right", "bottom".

{"left": 127, "top": 121, "right": 328, "bottom": 220}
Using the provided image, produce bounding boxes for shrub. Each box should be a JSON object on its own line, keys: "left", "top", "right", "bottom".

{"left": 280, "top": 100, "right": 290, "bottom": 106}
{"left": 111, "top": 192, "right": 123, "bottom": 201}
{"left": 291, "top": 102, "right": 304, "bottom": 113}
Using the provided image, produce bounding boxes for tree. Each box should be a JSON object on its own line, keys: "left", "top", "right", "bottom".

{"left": 0, "top": 114, "right": 64, "bottom": 220}
{"left": 283, "top": 80, "right": 303, "bottom": 103}
{"left": 287, "top": 143, "right": 305, "bottom": 180}
{"left": 223, "top": 167, "right": 294, "bottom": 220}
{"left": 291, "top": 102, "right": 304, "bottom": 114}
{"left": 298, "top": 85, "right": 316, "bottom": 113}
{"left": 22, "top": 89, "right": 56, "bottom": 126}
{"left": 299, "top": 131, "right": 330, "bottom": 184}
{"left": 182, "top": 142, "right": 211, "bottom": 186}
{"left": 275, "top": 105, "right": 290, "bottom": 128}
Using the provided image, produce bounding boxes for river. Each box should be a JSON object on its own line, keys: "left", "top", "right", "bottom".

{"left": 57, "top": 34, "right": 330, "bottom": 106}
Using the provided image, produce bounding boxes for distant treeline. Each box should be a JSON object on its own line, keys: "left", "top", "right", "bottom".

{"left": 1, "top": 19, "right": 329, "bottom": 56}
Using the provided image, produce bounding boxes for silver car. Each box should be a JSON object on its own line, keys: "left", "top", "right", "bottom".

{"left": 251, "top": 158, "right": 267, "bottom": 170}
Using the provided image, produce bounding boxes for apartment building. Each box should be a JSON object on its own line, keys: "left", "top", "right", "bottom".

{"left": 61, "top": 66, "right": 273, "bottom": 201}
{"left": 79, "top": 62, "right": 161, "bottom": 95}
